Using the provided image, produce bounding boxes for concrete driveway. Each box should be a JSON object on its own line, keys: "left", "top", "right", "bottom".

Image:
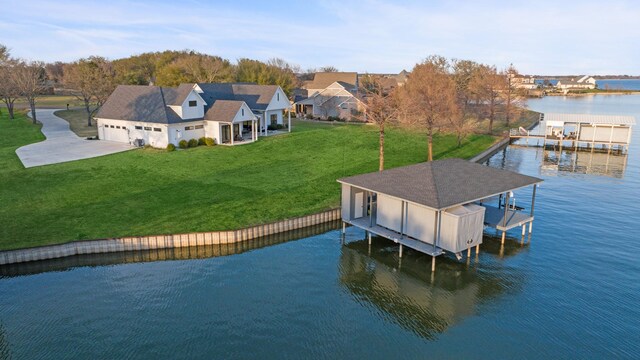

{"left": 16, "top": 109, "right": 134, "bottom": 168}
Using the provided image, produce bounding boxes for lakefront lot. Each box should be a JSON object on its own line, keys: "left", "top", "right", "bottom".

{"left": 0, "top": 111, "right": 495, "bottom": 250}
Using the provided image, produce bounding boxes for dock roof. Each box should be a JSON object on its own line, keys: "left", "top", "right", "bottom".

{"left": 338, "top": 159, "right": 542, "bottom": 210}
{"left": 545, "top": 113, "right": 636, "bottom": 126}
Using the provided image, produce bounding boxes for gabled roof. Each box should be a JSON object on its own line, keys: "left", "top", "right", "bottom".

{"left": 196, "top": 83, "right": 279, "bottom": 111}
{"left": 96, "top": 85, "right": 183, "bottom": 124}
{"left": 205, "top": 100, "right": 252, "bottom": 122}
{"left": 304, "top": 72, "right": 358, "bottom": 90}
{"left": 163, "top": 83, "right": 197, "bottom": 106}
{"left": 338, "top": 158, "right": 542, "bottom": 210}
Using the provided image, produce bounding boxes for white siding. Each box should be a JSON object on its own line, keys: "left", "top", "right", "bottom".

{"left": 405, "top": 203, "right": 436, "bottom": 244}
{"left": 377, "top": 194, "right": 403, "bottom": 232}
{"left": 180, "top": 91, "right": 206, "bottom": 120}
{"left": 96, "top": 118, "right": 169, "bottom": 148}
{"left": 341, "top": 184, "right": 352, "bottom": 221}
{"left": 205, "top": 121, "right": 221, "bottom": 144}
{"left": 168, "top": 121, "right": 205, "bottom": 145}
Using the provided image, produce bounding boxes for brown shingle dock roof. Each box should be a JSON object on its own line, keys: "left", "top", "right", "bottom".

{"left": 338, "top": 158, "right": 542, "bottom": 210}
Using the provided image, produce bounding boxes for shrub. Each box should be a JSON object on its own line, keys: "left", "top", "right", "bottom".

{"left": 188, "top": 138, "right": 198, "bottom": 147}
{"left": 205, "top": 137, "right": 215, "bottom": 146}
{"left": 178, "top": 140, "right": 188, "bottom": 149}
{"left": 267, "top": 125, "right": 276, "bottom": 131}
{"left": 166, "top": 143, "right": 176, "bottom": 152}
{"left": 198, "top": 137, "right": 206, "bottom": 146}
{"left": 305, "top": 114, "right": 313, "bottom": 119}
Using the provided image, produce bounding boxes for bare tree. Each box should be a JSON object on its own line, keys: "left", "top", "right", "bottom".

{"left": 357, "top": 78, "right": 399, "bottom": 171}
{"left": 64, "top": 56, "right": 116, "bottom": 126}
{"left": 503, "top": 64, "right": 527, "bottom": 128}
{"left": 12, "top": 60, "right": 46, "bottom": 124}
{"left": 0, "top": 45, "right": 20, "bottom": 119}
{"left": 469, "top": 64, "right": 503, "bottom": 134}
{"left": 401, "top": 57, "right": 458, "bottom": 161}
{"left": 319, "top": 66, "right": 338, "bottom": 72}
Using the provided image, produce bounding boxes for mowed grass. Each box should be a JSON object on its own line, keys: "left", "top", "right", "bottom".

{"left": 54, "top": 109, "right": 98, "bottom": 137}
{"left": 0, "top": 113, "right": 496, "bottom": 250}
{"left": 13, "top": 95, "right": 82, "bottom": 109}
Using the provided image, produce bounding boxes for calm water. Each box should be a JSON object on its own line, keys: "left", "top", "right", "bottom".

{"left": 1, "top": 95, "right": 639, "bottom": 359}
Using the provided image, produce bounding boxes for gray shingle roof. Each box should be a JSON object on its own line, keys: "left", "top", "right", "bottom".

{"left": 304, "top": 72, "right": 358, "bottom": 90}
{"left": 545, "top": 113, "right": 636, "bottom": 125}
{"left": 96, "top": 85, "right": 184, "bottom": 124}
{"left": 196, "top": 83, "right": 278, "bottom": 111}
{"left": 205, "top": 100, "right": 246, "bottom": 122}
{"left": 338, "top": 158, "right": 542, "bottom": 210}
{"left": 163, "top": 83, "right": 196, "bottom": 106}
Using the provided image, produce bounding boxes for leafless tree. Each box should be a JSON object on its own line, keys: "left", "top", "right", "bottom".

{"left": 64, "top": 56, "right": 116, "bottom": 126}
{"left": 319, "top": 66, "right": 338, "bottom": 72}
{"left": 503, "top": 64, "right": 527, "bottom": 128}
{"left": 12, "top": 60, "right": 46, "bottom": 124}
{"left": 356, "top": 78, "right": 399, "bottom": 171}
{"left": 469, "top": 64, "right": 503, "bottom": 134}
{"left": 0, "top": 45, "right": 20, "bottom": 119}
{"left": 401, "top": 57, "right": 458, "bottom": 161}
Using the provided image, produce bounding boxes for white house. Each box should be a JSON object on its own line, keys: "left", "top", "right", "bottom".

{"left": 510, "top": 75, "right": 538, "bottom": 90}
{"left": 95, "top": 83, "right": 291, "bottom": 148}
{"left": 556, "top": 75, "right": 597, "bottom": 91}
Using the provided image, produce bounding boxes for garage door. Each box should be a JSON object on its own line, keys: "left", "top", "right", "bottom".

{"left": 103, "top": 125, "right": 130, "bottom": 143}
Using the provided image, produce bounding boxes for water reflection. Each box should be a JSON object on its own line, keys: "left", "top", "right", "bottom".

{"left": 0, "top": 221, "right": 341, "bottom": 278}
{"left": 541, "top": 148, "right": 628, "bottom": 178}
{"left": 0, "top": 323, "right": 11, "bottom": 360}
{"left": 338, "top": 236, "right": 524, "bottom": 340}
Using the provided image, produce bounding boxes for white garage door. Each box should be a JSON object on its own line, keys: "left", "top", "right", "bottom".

{"left": 103, "top": 125, "right": 130, "bottom": 143}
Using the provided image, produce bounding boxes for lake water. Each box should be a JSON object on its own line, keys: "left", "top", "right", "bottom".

{"left": 535, "top": 78, "right": 640, "bottom": 90}
{"left": 1, "top": 95, "right": 639, "bottom": 359}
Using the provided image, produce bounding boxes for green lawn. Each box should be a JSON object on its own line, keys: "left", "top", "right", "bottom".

{"left": 0, "top": 112, "right": 496, "bottom": 250}
{"left": 12, "top": 95, "right": 83, "bottom": 109}
{"left": 54, "top": 109, "right": 98, "bottom": 137}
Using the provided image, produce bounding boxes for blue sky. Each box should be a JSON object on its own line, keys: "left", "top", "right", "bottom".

{"left": 1, "top": 0, "right": 638, "bottom": 75}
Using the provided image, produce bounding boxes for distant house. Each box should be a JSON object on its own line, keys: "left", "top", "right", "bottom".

{"left": 556, "top": 75, "right": 597, "bottom": 91}
{"left": 95, "top": 83, "right": 291, "bottom": 148}
{"left": 294, "top": 72, "right": 365, "bottom": 120}
{"left": 510, "top": 75, "right": 538, "bottom": 90}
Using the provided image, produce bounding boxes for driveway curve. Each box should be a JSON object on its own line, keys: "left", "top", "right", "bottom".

{"left": 16, "top": 109, "right": 134, "bottom": 168}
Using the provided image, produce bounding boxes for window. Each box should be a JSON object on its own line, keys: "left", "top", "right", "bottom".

{"left": 110, "top": 125, "right": 115, "bottom": 128}
{"left": 144, "top": 126, "right": 152, "bottom": 131}
{"left": 277, "top": 93, "right": 280, "bottom": 101}
{"left": 188, "top": 100, "right": 197, "bottom": 107}
{"left": 116, "top": 126, "right": 121, "bottom": 129}
{"left": 195, "top": 125, "right": 204, "bottom": 129}
{"left": 153, "top": 128, "right": 161, "bottom": 132}
{"left": 270, "top": 114, "right": 278, "bottom": 126}
{"left": 135, "top": 126, "right": 142, "bottom": 130}
{"left": 185, "top": 126, "right": 194, "bottom": 130}
{"left": 121, "top": 126, "right": 126, "bottom": 130}
{"left": 241, "top": 109, "right": 244, "bottom": 116}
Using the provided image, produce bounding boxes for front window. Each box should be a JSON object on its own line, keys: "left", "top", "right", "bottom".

{"left": 144, "top": 126, "right": 152, "bottom": 131}
{"left": 153, "top": 128, "right": 161, "bottom": 132}
{"left": 188, "top": 100, "right": 197, "bottom": 107}
{"left": 195, "top": 125, "right": 204, "bottom": 129}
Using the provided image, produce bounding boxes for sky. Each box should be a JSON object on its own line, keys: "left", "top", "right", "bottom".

{"left": 0, "top": 0, "right": 639, "bottom": 75}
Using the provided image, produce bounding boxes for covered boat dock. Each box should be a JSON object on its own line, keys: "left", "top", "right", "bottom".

{"left": 511, "top": 113, "right": 635, "bottom": 152}
{"left": 338, "top": 159, "right": 543, "bottom": 271}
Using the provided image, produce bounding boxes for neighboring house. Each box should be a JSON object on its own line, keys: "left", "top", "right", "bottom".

{"left": 95, "top": 83, "right": 291, "bottom": 148}
{"left": 294, "top": 72, "right": 365, "bottom": 120}
{"left": 556, "top": 75, "right": 597, "bottom": 90}
{"left": 510, "top": 75, "right": 538, "bottom": 90}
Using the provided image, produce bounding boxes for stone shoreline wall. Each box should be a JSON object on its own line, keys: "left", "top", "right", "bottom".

{"left": 0, "top": 208, "right": 341, "bottom": 266}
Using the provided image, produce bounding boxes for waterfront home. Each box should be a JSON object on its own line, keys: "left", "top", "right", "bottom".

{"left": 556, "top": 75, "right": 596, "bottom": 91}
{"left": 294, "top": 72, "right": 365, "bottom": 120}
{"left": 510, "top": 75, "right": 538, "bottom": 90}
{"left": 95, "top": 83, "right": 291, "bottom": 148}
{"left": 338, "top": 159, "right": 542, "bottom": 271}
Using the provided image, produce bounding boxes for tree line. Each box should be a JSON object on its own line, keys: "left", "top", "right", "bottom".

{"left": 359, "top": 55, "right": 527, "bottom": 170}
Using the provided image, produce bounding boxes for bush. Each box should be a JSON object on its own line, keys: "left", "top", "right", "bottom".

{"left": 166, "top": 143, "right": 176, "bottom": 152}
{"left": 188, "top": 138, "right": 198, "bottom": 148}
{"left": 198, "top": 137, "right": 206, "bottom": 146}
{"left": 178, "top": 140, "right": 188, "bottom": 149}
{"left": 205, "top": 137, "right": 215, "bottom": 146}
{"left": 305, "top": 114, "right": 313, "bottom": 119}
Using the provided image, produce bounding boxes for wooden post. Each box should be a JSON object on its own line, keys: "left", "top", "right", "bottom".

{"left": 431, "top": 256, "right": 436, "bottom": 272}
{"left": 522, "top": 225, "right": 526, "bottom": 237}
{"left": 529, "top": 221, "right": 533, "bottom": 235}
{"left": 230, "top": 124, "right": 234, "bottom": 145}
{"left": 399, "top": 244, "right": 403, "bottom": 258}
{"left": 467, "top": 247, "right": 471, "bottom": 258}
{"left": 476, "top": 244, "right": 480, "bottom": 255}
{"left": 342, "top": 222, "right": 346, "bottom": 235}
{"left": 501, "top": 231, "right": 506, "bottom": 245}
{"left": 368, "top": 232, "right": 372, "bottom": 245}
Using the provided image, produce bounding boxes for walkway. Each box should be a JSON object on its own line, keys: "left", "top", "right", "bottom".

{"left": 15, "top": 109, "right": 134, "bottom": 168}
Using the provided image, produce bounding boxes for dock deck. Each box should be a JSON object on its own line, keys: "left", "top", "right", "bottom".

{"left": 481, "top": 205, "right": 533, "bottom": 231}
{"left": 346, "top": 216, "right": 444, "bottom": 257}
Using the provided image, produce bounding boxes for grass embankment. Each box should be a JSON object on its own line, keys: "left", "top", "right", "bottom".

{"left": 54, "top": 109, "right": 98, "bottom": 137}
{"left": 13, "top": 95, "right": 82, "bottom": 109}
{"left": 0, "top": 112, "right": 496, "bottom": 250}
